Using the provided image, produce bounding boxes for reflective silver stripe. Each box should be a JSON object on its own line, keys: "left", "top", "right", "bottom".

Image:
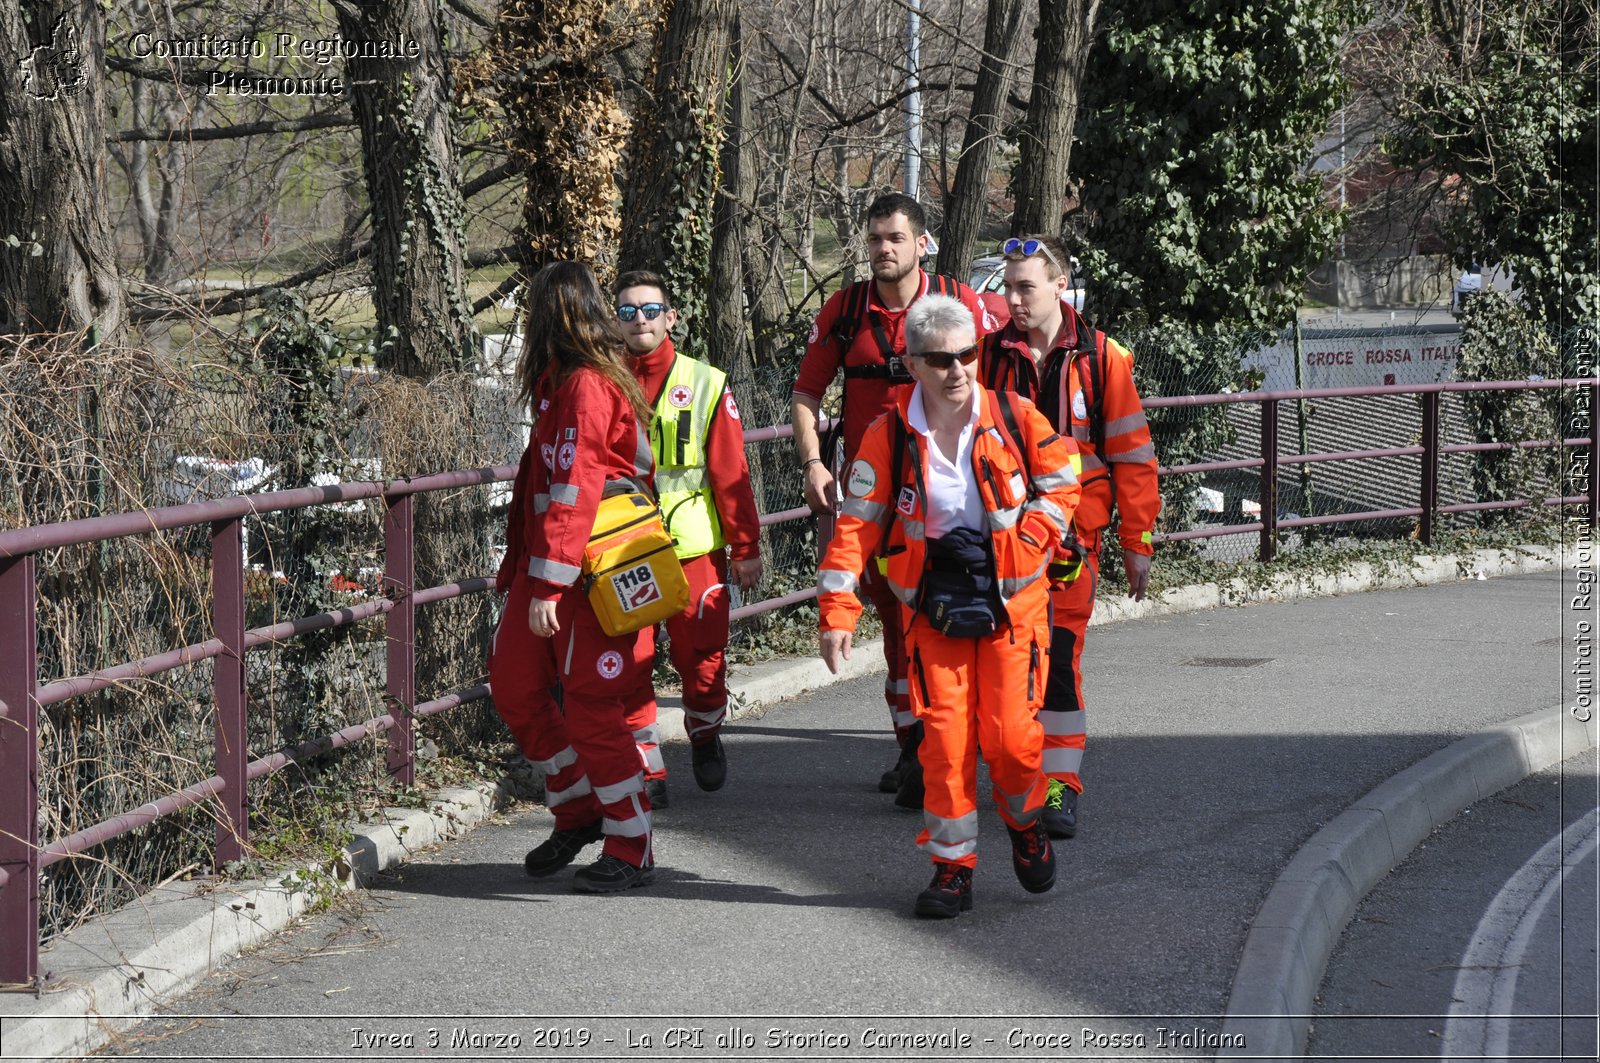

{"left": 924, "top": 810, "right": 979, "bottom": 844}
{"left": 545, "top": 777, "right": 592, "bottom": 808}
{"left": 1108, "top": 442, "right": 1157, "bottom": 464}
{"left": 999, "top": 558, "right": 1049, "bottom": 599}
{"left": 535, "top": 745, "right": 580, "bottom": 775}
{"left": 603, "top": 810, "right": 653, "bottom": 838}
{"left": 993, "top": 780, "right": 1041, "bottom": 823}
{"left": 840, "top": 496, "right": 887, "bottom": 523}
{"left": 986, "top": 503, "right": 1022, "bottom": 530}
{"left": 638, "top": 746, "right": 664, "bottom": 774}
{"left": 1026, "top": 497, "right": 1069, "bottom": 535}
{"left": 632, "top": 725, "right": 661, "bottom": 746}
{"left": 1043, "top": 746, "right": 1084, "bottom": 775}
{"left": 1104, "top": 411, "right": 1150, "bottom": 437}
{"left": 891, "top": 678, "right": 910, "bottom": 695}
{"left": 1040, "top": 709, "right": 1086, "bottom": 737}
{"left": 1080, "top": 451, "right": 1107, "bottom": 471}
{"left": 1032, "top": 467, "right": 1078, "bottom": 491}
{"left": 533, "top": 492, "right": 550, "bottom": 514}
{"left": 528, "top": 556, "right": 582, "bottom": 585}
{"left": 655, "top": 467, "right": 707, "bottom": 493}
{"left": 595, "top": 775, "right": 644, "bottom": 805}
{"left": 886, "top": 577, "right": 919, "bottom": 606}
{"left": 893, "top": 707, "right": 917, "bottom": 728}
{"left": 920, "top": 807, "right": 980, "bottom": 860}
{"left": 901, "top": 519, "right": 925, "bottom": 542}
{"left": 634, "top": 423, "right": 654, "bottom": 479}
{"left": 1071, "top": 424, "right": 1091, "bottom": 441}
{"left": 548, "top": 482, "right": 581, "bottom": 506}
{"left": 683, "top": 705, "right": 726, "bottom": 724}
{"left": 818, "top": 568, "right": 859, "bottom": 594}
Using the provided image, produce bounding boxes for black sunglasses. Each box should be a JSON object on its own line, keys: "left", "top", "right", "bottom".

{"left": 1001, "top": 237, "right": 1065, "bottom": 275}
{"left": 908, "top": 344, "right": 980, "bottom": 370}
{"left": 616, "top": 302, "right": 667, "bottom": 322}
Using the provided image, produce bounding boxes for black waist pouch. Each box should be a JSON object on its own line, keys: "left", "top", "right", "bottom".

{"left": 920, "top": 528, "right": 1002, "bottom": 638}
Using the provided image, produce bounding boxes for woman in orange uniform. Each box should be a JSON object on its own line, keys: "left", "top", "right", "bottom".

{"left": 817, "top": 293, "right": 1082, "bottom": 918}
{"left": 490, "top": 260, "right": 660, "bottom": 894}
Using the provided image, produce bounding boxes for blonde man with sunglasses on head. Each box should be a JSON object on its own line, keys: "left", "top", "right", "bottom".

{"left": 977, "top": 235, "right": 1160, "bottom": 841}
{"left": 816, "top": 294, "right": 1082, "bottom": 918}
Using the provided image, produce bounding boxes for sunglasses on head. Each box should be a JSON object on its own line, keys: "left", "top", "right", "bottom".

{"left": 1001, "top": 237, "right": 1065, "bottom": 275}
{"left": 908, "top": 344, "right": 980, "bottom": 370}
{"left": 616, "top": 302, "right": 667, "bottom": 322}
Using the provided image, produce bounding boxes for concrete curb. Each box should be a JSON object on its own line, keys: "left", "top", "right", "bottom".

{"left": 1218, "top": 704, "right": 1600, "bottom": 1059}
{"left": 0, "top": 785, "right": 504, "bottom": 1063}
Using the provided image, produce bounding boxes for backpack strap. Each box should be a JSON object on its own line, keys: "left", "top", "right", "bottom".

{"left": 988, "top": 389, "right": 1036, "bottom": 500}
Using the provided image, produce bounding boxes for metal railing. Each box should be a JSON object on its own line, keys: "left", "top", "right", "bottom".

{"left": 0, "top": 419, "right": 826, "bottom": 988}
{"left": 1146, "top": 378, "right": 1599, "bottom": 561}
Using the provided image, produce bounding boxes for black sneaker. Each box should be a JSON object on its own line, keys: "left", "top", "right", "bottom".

{"left": 646, "top": 777, "right": 669, "bottom": 809}
{"left": 572, "top": 853, "right": 656, "bottom": 893}
{"left": 691, "top": 736, "right": 727, "bottom": 792}
{"left": 914, "top": 862, "right": 973, "bottom": 918}
{"left": 878, "top": 765, "right": 901, "bottom": 792}
{"left": 524, "top": 819, "right": 603, "bottom": 877}
{"left": 1007, "top": 820, "right": 1057, "bottom": 894}
{"left": 1042, "top": 779, "right": 1079, "bottom": 839}
{"left": 893, "top": 722, "right": 925, "bottom": 810}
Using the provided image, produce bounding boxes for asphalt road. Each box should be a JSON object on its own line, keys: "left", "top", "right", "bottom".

{"left": 1310, "top": 747, "right": 1598, "bottom": 1061}
{"left": 92, "top": 570, "right": 1576, "bottom": 1062}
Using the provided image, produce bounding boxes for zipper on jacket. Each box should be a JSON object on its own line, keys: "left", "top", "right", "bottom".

{"left": 978, "top": 453, "right": 1003, "bottom": 506}
{"left": 913, "top": 646, "right": 931, "bottom": 706}
{"left": 1028, "top": 639, "right": 1040, "bottom": 701}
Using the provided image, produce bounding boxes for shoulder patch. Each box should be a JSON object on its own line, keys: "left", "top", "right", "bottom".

{"left": 846, "top": 458, "right": 878, "bottom": 498}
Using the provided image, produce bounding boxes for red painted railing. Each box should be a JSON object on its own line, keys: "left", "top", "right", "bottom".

{"left": 0, "top": 421, "right": 824, "bottom": 988}
{"left": 1145, "top": 378, "right": 1599, "bottom": 561}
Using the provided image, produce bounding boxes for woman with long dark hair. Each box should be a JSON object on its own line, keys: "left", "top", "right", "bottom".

{"left": 490, "top": 260, "right": 660, "bottom": 893}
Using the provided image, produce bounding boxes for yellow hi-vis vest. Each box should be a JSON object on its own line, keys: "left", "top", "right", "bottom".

{"left": 651, "top": 354, "right": 726, "bottom": 560}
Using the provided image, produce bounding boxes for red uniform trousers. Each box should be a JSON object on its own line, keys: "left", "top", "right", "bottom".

{"left": 489, "top": 574, "right": 656, "bottom": 867}
{"left": 862, "top": 561, "right": 915, "bottom": 743}
{"left": 1042, "top": 528, "right": 1101, "bottom": 796}
{"left": 625, "top": 551, "right": 730, "bottom": 780}
{"left": 907, "top": 606, "right": 1050, "bottom": 869}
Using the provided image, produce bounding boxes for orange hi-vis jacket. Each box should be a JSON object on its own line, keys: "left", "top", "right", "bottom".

{"left": 979, "top": 300, "right": 1159, "bottom": 555}
{"left": 817, "top": 384, "right": 1083, "bottom": 633}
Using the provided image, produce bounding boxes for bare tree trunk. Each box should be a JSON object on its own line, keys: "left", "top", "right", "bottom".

{"left": 1010, "top": 0, "right": 1098, "bottom": 236}
{"left": 0, "top": 1, "right": 123, "bottom": 342}
{"left": 619, "top": 0, "right": 736, "bottom": 338}
{"left": 334, "top": 0, "right": 473, "bottom": 377}
{"left": 937, "top": 0, "right": 1027, "bottom": 274}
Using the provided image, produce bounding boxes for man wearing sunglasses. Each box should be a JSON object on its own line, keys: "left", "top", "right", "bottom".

{"left": 977, "top": 234, "right": 1160, "bottom": 841}
{"left": 790, "top": 192, "right": 996, "bottom": 808}
{"left": 615, "top": 270, "right": 764, "bottom": 798}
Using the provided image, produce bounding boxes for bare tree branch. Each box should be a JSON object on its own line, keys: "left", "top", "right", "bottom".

{"left": 114, "top": 112, "right": 357, "bottom": 143}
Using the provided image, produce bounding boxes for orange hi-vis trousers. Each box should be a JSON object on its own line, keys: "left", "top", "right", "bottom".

{"left": 1043, "top": 528, "right": 1101, "bottom": 796}
{"left": 906, "top": 612, "right": 1050, "bottom": 869}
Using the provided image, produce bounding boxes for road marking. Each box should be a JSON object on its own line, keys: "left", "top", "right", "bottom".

{"left": 1442, "top": 807, "right": 1599, "bottom": 1058}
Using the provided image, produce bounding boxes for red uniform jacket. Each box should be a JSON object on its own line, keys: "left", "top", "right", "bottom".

{"left": 791, "top": 270, "right": 998, "bottom": 461}
{"left": 496, "top": 366, "right": 654, "bottom": 601}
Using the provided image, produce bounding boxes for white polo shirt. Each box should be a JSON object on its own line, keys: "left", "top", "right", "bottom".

{"left": 906, "top": 383, "right": 984, "bottom": 539}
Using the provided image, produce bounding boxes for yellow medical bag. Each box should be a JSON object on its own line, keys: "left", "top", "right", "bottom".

{"left": 583, "top": 492, "right": 689, "bottom": 636}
